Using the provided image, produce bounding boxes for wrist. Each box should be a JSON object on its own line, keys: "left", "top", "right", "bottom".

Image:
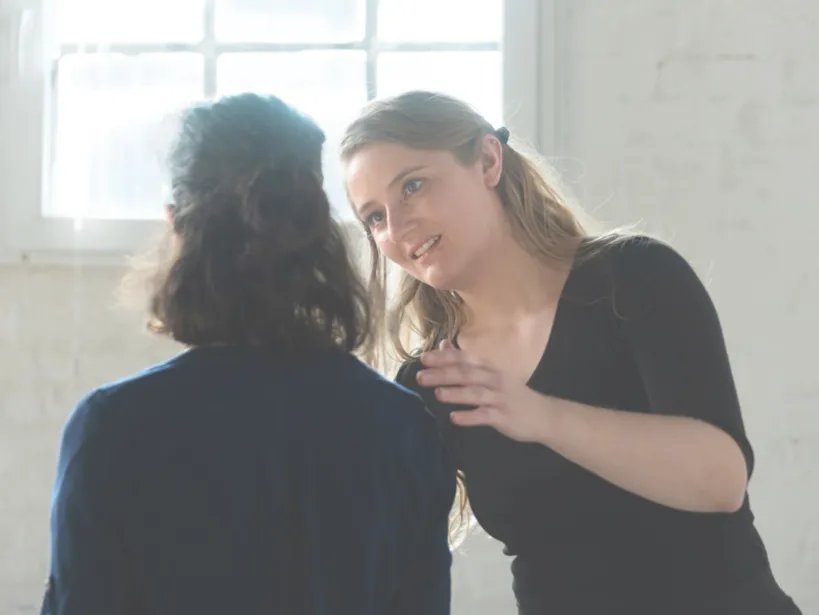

{"left": 531, "top": 392, "right": 566, "bottom": 446}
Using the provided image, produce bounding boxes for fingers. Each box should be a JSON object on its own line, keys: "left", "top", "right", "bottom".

{"left": 418, "top": 346, "right": 501, "bottom": 389}
{"left": 434, "top": 384, "right": 496, "bottom": 407}
{"left": 450, "top": 407, "right": 494, "bottom": 427}
{"left": 421, "top": 345, "right": 481, "bottom": 368}
{"left": 416, "top": 363, "right": 493, "bottom": 388}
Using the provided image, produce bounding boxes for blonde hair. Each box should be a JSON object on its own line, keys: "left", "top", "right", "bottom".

{"left": 340, "top": 91, "right": 629, "bottom": 542}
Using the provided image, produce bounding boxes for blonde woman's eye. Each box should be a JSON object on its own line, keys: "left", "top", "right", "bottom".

{"left": 403, "top": 179, "right": 424, "bottom": 198}
{"left": 365, "top": 210, "right": 385, "bottom": 227}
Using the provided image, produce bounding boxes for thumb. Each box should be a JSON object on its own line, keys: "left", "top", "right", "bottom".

{"left": 439, "top": 338, "right": 456, "bottom": 350}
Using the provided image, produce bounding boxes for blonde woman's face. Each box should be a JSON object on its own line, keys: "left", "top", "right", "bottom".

{"left": 345, "top": 138, "right": 504, "bottom": 291}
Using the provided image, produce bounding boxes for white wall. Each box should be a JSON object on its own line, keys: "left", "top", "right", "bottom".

{"left": 546, "top": 0, "right": 818, "bottom": 609}
{"left": 1, "top": 1, "right": 817, "bottom": 613}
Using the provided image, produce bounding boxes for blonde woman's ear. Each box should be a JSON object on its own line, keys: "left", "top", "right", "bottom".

{"left": 479, "top": 133, "right": 504, "bottom": 188}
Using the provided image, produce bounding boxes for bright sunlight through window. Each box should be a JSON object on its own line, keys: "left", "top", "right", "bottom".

{"left": 49, "top": 0, "right": 503, "bottom": 222}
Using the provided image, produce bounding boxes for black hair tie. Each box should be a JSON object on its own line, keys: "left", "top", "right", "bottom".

{"left": 494, "top": 126, "right": 510, "bottom": 145}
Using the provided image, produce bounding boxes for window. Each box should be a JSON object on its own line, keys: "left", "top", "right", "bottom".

{"left": 0, "top": 0, "right": 542, "bottom": 257}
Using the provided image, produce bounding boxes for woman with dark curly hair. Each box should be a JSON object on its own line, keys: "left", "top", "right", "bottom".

{"left": 40, "top": 93, "right": 455, "bottom": 615}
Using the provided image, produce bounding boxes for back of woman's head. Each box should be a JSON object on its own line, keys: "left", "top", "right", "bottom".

{"left": 145, "top": 92, "right": 370, "bottom": 352}
{"left": 340, "top": 91, "right": 594, "bottom": 368}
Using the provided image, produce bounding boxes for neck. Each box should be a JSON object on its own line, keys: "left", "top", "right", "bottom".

{"left": 455, "top": 234, "right": 576, "bottom": 333}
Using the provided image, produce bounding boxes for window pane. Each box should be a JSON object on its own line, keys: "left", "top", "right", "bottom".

{"left": 377, "top": 51, "right": 503, "bottom": 127}
{"left": 50, "top": 54, "right": 204, "bottom": 220}
{"left": 218, "top": 52, "right": 368, "bottom": 219}
{"left": 57, "top": 0, "right": 204, "bottom": 44}
{"left": 378, "top": 0, "right": 501, "bottom": 43}
{"left": 215, "top": 0, "right": 366, "bottom": 43}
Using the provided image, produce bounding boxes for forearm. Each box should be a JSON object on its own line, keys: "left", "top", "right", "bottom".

{"left": 538, "top": 397, "right": 749, "bottom": 512}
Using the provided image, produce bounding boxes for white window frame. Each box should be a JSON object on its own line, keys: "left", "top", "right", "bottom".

{"left": 0, "top": 0, "right": 549, "bottom": 265}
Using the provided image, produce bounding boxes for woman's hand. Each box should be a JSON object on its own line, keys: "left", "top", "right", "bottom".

{"left": 417, "top": 346, "right": 748, "bottom": 513}
{"left": 416, "top": 341, "right": 554, "bottom": 444}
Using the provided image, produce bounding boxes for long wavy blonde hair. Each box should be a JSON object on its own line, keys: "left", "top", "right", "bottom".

{"left": 340, "top": 91, "right": 629, "bottom": 542}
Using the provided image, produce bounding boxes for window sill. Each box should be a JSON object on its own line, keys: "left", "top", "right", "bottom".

{"left": 0, "top": 0, "right": 550, "bottom": 260}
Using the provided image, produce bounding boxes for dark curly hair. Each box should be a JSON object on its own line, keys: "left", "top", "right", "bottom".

{"left": 140, "top": 93, "right": 370, "bottom": 353}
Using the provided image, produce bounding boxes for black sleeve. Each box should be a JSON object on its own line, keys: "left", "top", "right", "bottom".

{"left": 389, "top": 395, "right": 457, "bottom": 615}
{"left": 41, "top": 392, "right": 132, "bottom": 615}
{"left": 394, "top": 360, "right": 419, "bottom": 390}
{"left": 611, "top": 237, "right": 755, "bottom": 477}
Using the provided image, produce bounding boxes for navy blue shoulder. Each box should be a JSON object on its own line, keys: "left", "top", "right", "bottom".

{"left": 58, "top": 388, "right": 116, "bottom": 465}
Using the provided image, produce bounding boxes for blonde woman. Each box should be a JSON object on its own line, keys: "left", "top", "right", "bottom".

{"left": 341, "top": 91, "right": 801, "bottom": 615}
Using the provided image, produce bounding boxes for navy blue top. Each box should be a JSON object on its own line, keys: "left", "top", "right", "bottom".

{"left": 41, "top": 346, "right": 456, "bottom": 615}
